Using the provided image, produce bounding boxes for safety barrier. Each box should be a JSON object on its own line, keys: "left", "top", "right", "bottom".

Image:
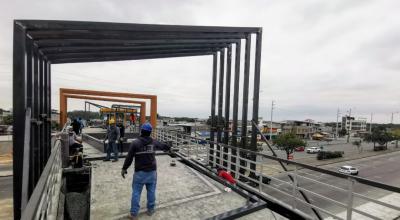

{"left": 156, "top": 128, "right": 400, "bottom": 220}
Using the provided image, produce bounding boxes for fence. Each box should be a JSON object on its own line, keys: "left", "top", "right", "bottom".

{"left": 156, "top": 128, "right": 400, "bottom": 220}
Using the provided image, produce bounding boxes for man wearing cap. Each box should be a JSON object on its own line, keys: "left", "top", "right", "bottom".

{"left": 121, "top": 122, "right": 171, "bottom": 219}
{"left": 104, "top": 118, "right": 120, "bottom": 162}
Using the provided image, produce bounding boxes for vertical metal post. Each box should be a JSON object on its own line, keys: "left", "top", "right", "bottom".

{"left": 223, "top": 45, "right": 232, "bottom": 169}
{"left": 39, "top": 56, "right": 44, "bottom": 171}
{"left": 241, "top": 34, "right": 251, "bottom": 149}
{"left": 346, "top": 178, "right": 355, "bottom": 220}
{"left": 251, "top": 31, "right": 262, "bottom": 151}
{"left": 239, "top": 34, "right": 252, "bottom": 178}
{"left": 209, "top": 53, "right": 218, "bottom": 167}
{"left": 292, "top": 165, "right": 298, "bottom": 209}
{"left": 249, "top": 31, "right": 263, "bottom": 177}
{"left": 217, "top": 49, "right": 225, "bottom": 165}
{"left": 231, "top": 42, "right": 241, "bottom": 177}
{"left": 47, "top": 62, "right": 51, "bottom": 153}
{"left": 13, "top": 22, "right": 27, "bottom": 220}
{"left": 33, "top": 49, "right": 40, "bottom": 185}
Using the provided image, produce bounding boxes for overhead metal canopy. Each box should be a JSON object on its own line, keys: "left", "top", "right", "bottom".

{"left": 13, "top": 20, "right": 263, "bottom": 219}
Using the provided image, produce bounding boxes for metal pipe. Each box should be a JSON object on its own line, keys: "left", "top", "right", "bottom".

{"left": 217, "top": 49, "right": 225, "bottom": 165}
{"left": 209, "top": 53, "right": 218, "bottom": 167}
{"left": 231, "top": 42, "right": 241, "bottom": 176}
{"left": 241, "top": 34, "right": 251, "bottom": 149}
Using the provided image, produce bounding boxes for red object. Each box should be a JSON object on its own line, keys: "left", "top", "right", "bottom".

{"left": 287, "top": 154, "right": 294, "bottom": 160}
{"left": 130, "top": 114, "right": 136, "bottom": 123}
{"left": 295, "top": 146, "right": 304, "bottom": 152}
{"left": 218, "top": 170, "right": 236, "bottom": 184}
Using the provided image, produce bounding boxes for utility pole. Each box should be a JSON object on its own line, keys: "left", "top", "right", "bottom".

{"left": 391, "top": 112, "right": 394, "bottom": 124}
{"left": 270, "top": 100, "right": 275, "bottom": 142}
{"left": 370, "top": 113, "right": 373, "bottom": 133}
{"left": 347, "top": 108, "right": 351, "bottom": 143}
{"left": 336, "top": 108, "right": 340, "bottom": 139}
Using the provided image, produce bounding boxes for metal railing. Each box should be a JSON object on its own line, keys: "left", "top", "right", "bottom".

{"left": 156, "top": 128, "right": 400, "bottom": 220}
{"left": 21, "top": 128, "right": 66, "bottom": 220}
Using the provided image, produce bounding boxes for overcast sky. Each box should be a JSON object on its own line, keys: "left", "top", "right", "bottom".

{"left": 1, "top": 0, "right": 400, "bottom": 123}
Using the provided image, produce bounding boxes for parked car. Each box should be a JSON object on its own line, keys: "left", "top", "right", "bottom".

{"left": 338, "top": 165, "right": 359, "bottom": 175}
{"left": 295, "top": 146, "right": 305, "bottom": 152}
{"left": 306, "top": 147, "right": 321, "bottom": 153}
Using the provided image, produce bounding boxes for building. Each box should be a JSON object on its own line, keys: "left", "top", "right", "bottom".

{"left": 260, "top": 121, "right": 282, "bottom": 140}
{"left": 341, "top": 116, "right": 367, "bottom": 133}
{"left": 0, "top": 108, "right": 12, "bottom": 124}
{"left": 281, "top": 120, "right": 314, "bottom": 139}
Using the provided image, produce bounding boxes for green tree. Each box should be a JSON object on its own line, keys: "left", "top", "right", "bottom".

{"left": 3, "top": 115, "right": 13, "bottom": 125}
{"left": 206, "top": 115, "right": 226, "bottom": 126}
{"left": 390, "top": 129, "right": 400, "bottom": 148}
{"left": 274, "top": 133, "right": 306, "bottom": 160}
{"left": 364, "top": 126, "right": 393, "bottom": 150}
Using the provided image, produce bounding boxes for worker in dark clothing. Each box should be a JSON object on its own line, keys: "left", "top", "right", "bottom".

{"left": 117, "top": 122, "right": 125, "bottom": 152}
{"left": 121, "top": 123, "right": 170, "bottom": 220}
{"left": 104, "top": 118, "right": 120, "bottom": 162}
{"left": 71, "top": 119, "right": 81, "bottom": 135}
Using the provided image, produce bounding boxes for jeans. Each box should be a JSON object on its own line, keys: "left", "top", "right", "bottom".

{"left": 106, "top": 141, "right": 118, "bottom": 160}
{"left": 130, "top": 170, "right": 157, "bottom": 216}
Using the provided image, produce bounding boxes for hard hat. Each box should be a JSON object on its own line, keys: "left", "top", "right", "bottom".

{"left": 141, "top": 123, "right": 152, "bottom": 132}
{"left": 109, "top": 119, "right": 115, "bottom": 124}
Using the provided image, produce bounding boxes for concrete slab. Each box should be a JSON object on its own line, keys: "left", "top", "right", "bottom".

{"left": 90, "top": 155, "right": 253, "bottom": 220}
{"left": 238, "top": 208, "right": 287, "bottom": 220}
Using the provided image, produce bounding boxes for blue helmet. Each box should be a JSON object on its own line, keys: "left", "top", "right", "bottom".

{"left": 141, "top": 123, "right": 153, "bottom": 132}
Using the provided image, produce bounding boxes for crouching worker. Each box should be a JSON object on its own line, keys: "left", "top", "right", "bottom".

{"left": 121, "top": 123, "right": 171, "bottom": 220}
{"left": 67, "top": 126, "right": 83, "bottom": 154}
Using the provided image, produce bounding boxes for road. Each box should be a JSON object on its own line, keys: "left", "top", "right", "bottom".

{"left": 261, "top": 151, "right": 400, "bottom": 218}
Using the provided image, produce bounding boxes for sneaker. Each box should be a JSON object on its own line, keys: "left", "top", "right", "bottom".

{"left": 112, "top": 159, "right": 118, "bottom": 162}
{"left": 146, "top": 210, "right": 155, "bottom": 216}
{"left": 103, "top": 159, "right": 110, "bottom": 162}
{"left": 129, "top": 213, "right": 138, "bottom": 220}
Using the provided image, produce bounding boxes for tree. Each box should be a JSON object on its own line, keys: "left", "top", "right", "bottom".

{"left": 390, "top": 129, "right": 400, "bottom": 148}
{"left": 352, "top": 140, "right": 363, "bottom": 153}
{"left": 2, "top": 115, "right": 13, "bottom": 125}
{"left": 274, "top": 133, "right": 306, "bottom": 161}
{"left": 338, "top": 128, "right": 347, "bottom": 137}
{"left": 364, "top": 126, "right": 393, "bottom": 150}
{"left": 206, "top": 115, "right": 226, "bottom": 126}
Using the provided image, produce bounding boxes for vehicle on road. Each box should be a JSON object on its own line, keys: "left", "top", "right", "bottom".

{"left": 338, "top": 165, "right": 359, "bottom": 175}
{"left": 306, "top": 147, "right": 320, "bottom": 153}
{"left": 295, "top": 146, "right": 305, "bottom": 152}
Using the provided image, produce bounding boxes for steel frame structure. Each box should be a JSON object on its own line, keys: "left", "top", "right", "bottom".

{"left": 13, "top": 20, "right": 262, "bottom": 219}
{"left": 59, "top": 88, "right": 155, "bottom": 127}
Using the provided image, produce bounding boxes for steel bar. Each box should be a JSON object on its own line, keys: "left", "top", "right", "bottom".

{"left": 205, "top": 201, "right": 267, "bottom": 220}
{"left": 209, "top": 53, "right": 218, "bottom": 167}
{"left": 35, "top": 39, "right": 240, "bottom": 48}
{"left": 224, "top": 45, "right": 232, "bottom": 145}
{"left": 20, "top": 20, "right": 260, "bottom": 32}
{"left": 51, "top": 51, "right": 215, "bottom": 64}
{"left": 241, "top": 34, "right": 251, "bottom": 149}
{"left": 231, "top": 42, "right": 241, "bottom": 177}
{"left": 217, "top": 49, "right": 225, "bottom": 165}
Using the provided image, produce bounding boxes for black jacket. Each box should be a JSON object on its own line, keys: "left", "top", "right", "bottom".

{"left": 122, "top": 136, "right": 170, "bottom": 172}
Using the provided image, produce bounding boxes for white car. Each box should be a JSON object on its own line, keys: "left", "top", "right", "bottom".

{"left": 338, "top": 165, "right": 359, "bottom": 175}
{"left": 306, "top": 147, "right": 321, "bottom": 153}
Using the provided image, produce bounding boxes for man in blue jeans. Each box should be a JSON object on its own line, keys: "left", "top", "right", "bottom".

{"left": 103, "top": 118, "right": 120, "bottom": 162}
{"left": 121, "top": 123, "right": 170, "bottom": 219}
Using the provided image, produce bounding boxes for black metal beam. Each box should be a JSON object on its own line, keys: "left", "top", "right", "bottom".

{"left": 46, "top": 47, "right": 223, "bottom": 61}
{"left": 13, "top": 21, "right": 27, "bottom": 220}
{"left": 209, "top": 53, "right": 218, "bottom": 167}
{"left": 35, "top": 39, "right": 240, "bottom": 48}
{"left": 51, "top": 51, "right": 215, "bottom": 64}
{"left": 19, "top": 20, "right": 261, "bottom": 33}
{"left": 205, "top": 201, "right": 268, "bottom": 220}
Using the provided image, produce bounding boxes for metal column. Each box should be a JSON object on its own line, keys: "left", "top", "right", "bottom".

{"left": 209, "top": 53, "right": 218, "bottom": 167}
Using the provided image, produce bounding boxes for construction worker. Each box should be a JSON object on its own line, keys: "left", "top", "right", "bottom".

{"left": 121, "top": 123, "right": 171, "bottom": 219}
{"left": 67, "top": 125, "right": 83, "bottom": 154}
{"left": 104, "top": 118, "right": 120, "bottom": 162}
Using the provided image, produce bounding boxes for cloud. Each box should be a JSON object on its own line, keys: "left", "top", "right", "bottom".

{"left": 0, "top": 0, "right": 399, "bottom": 123}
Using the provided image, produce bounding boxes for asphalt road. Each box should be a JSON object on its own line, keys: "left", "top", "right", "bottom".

{"left": 261, "top": 151, "right": 400, "bottom": 218}
{"left": 260, "top": 137, "right": 396, "bottom": 161}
